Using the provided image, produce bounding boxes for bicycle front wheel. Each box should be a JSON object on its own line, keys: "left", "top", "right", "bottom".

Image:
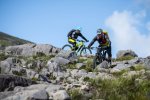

{"left": 80, "top": 47, "right": 92, "bottom": 57}
{"left": 62, "top": 44, "right": 72, "bottom": 51}
{"left": 93, "top": 55, "right": 102, "bottom": 69}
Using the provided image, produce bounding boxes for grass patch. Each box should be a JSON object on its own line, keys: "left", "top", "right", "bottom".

{"left": 84, "top": 59, "right": 94, "bottom": 72}
{"left": 12, "top": 69, "right": 26, "bottom": 76}
{"left": 115, "top": 56, "right": 135, "bottom": 61}
{"left": 78, "top": 58, "right": 87, "bottom": 63}
{"left": 32, "top": 77, "right": 39, "bottom": 81}
{"left": 0, "top": 40, "right": 11, "bottom": 46}
{"left": 111, "top": 69, "right": 129, "bottom": 77}
{"left": 68, "top": 89, "right": 84, "bottom": 100}
{"left": 130, "top": 64, "right": 145, "bottom": 71}
{"left": 0, "top": 53, "right": 8, "bottom": 61}
{"left": 84, "top": 75, "right": 150, "bottom": 100}
{"left": 66, "top": 63, "right": 76, "bottom": 69}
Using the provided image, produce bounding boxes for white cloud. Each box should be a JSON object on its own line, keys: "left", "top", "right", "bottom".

{"left": 105, "top": 10, "right": 150, "bottom": 57}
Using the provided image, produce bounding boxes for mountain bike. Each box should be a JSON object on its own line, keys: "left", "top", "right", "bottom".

{"left": 91, "top": 46, "right": 111, "bottom": 69}
{"left": 62, "top": 39, "right": 92, "bottom": 57}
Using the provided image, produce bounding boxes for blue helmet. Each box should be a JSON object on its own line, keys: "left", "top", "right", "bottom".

{"left": 76, "top": 27, "right": 82, "bottom": 31}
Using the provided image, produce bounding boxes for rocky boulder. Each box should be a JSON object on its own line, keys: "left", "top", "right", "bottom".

{"left": 116, "top": 50, "right": 138, "bottom": 59}
{"left": 56, "top": 50, "right": 78, "bottom": 62}
{"left": 5, "top": 43, "right": 61, "bottom": 56}
{"left": 0, "top": 74, "right": 36, "bottom": 92}
{"left": 144, "top": 56, "right": 150, "bottom": 69}
{"left": 96, "top": 61, "right": 109, "bottom": 69}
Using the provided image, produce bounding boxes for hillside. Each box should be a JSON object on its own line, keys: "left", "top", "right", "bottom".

{"left": 0, "top": 45, "right": 150, "bottom": 100}
{"left": 0, "top": 32, "right": 32, "bottom": 47}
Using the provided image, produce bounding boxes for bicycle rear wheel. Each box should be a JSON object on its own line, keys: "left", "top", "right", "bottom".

{"left": 80, "top": 47, "right": 92, "bottom": 57}
{"left": 62, "top": 44, "right": 72, "bottom": 51}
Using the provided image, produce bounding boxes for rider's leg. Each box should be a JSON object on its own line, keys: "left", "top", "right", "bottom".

{"left": 73, "top": 42, "right": 78, "bottom": 50}
{"left": 68, "top": 38, "right": 77, "bottom": 50}
{"left": 107, "top": 46, "right": 112, "bottom": 62}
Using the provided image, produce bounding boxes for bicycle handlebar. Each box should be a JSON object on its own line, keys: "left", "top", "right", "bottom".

{"left": 90, "top": 46, "right": 108, "bottom": 50}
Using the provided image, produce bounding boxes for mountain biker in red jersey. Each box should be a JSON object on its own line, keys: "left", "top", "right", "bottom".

{"left": 88, "top": 28, "right": 112, "bottom": 62}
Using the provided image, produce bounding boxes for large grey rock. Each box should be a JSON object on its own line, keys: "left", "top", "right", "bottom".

{"left": 46, "top": 84, "right": 64, "bottom": 99}
{"left": 96, "top": 61, "right": 109, "bottom": 69}
{"left": 0, "top": 57, "right": 24, "bottom": 74}
{"left": 0, "top": 91, "right": 16, "bottom": 100}
{"left": 5, "top": 43, "right": 35, "bottom": 56}
{"left": 56, "top": 50, "right": 78, "bottom": 62}
{"left": 0, "top": 61, "right": 11, "bottom": 74}
{"left": 5, "top": 43, "right": 61, "bottom": 56}
{"left": 147, "top": 56, "right": 150, "bottom": 59}
{"left": 47, "top": 61, "right": 62, "bottom": 72}
{"left": 144, "top": 58, "right": 150, "bottom": 69}
{"left": 71, "top": 69, "right": 87, "bottom": 78}
{"left": 53, "top": 90, "right": 70, "bottom": 100}
{"left": 116, "top": 50, "right": 138, "bottom": 58}
{"left": 25, "top": 84, "right": 48, "bottom": 90}
{"left": 0, "top": 74, "right": 36, "bottom": 92}
{"left": 128, "top": 57, "right": 144, "bottom": 64}
{"left": 4, "top": 89, "right": 48, "bottom": 100}
{"left": 50, "top": 57, "right": 70, "bottom": 65}
{"left": 113, "top": 63, "right": 133, "bottom": 70}
{"left": 26, "top": 69, "right": 37, "bottom": 79}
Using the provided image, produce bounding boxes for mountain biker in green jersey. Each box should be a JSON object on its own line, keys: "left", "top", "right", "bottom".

{"left": 67, "top": 27, "right": 89, "bottom": 50}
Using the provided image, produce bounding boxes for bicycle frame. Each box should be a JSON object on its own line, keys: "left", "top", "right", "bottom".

{"left": 76, "top": 41, "right": 85, "bottom": 53}
{"left": 96, "top": 47, "right": 107, "bottom": 60}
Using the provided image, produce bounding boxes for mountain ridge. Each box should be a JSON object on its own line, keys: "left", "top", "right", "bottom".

{"left": 0, "top": 31, "right": 33, "bottom": 47}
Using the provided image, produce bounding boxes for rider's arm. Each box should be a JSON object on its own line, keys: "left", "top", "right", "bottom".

{"left": 88, "top": 36, "right": 97, "bottom": 48}
{"left": 67, "top": 29, "right": 76, "bottom": 38}
{"left": 79, "top": 33, "right": 88, "bottom": 42}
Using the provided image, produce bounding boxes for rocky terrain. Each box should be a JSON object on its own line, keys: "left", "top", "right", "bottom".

{"left": 0, "top": 43, "right": 150, "bottom": 100}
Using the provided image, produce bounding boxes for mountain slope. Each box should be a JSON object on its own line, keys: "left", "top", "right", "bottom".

{"left": 0, "top": 32, "right": 32, "bottom": 47}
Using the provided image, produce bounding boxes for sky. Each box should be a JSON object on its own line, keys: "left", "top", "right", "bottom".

{"left": 0, "top": 0, "right": 150, "bottom": 57}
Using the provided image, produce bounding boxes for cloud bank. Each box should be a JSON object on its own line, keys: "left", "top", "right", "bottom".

{"left": 105, "top": 10, "right": 150, "bottom": 57}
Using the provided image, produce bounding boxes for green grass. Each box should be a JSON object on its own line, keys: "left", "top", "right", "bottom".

{"left": 0, "top": 53, "right": 8, "bottom": 61}
{"left": 78, "top": 58, "right": 87, "bottom": 63}
{"left": 84, "top": 59, "right": 94, "bottom": 72}
{"left": 115, "top": 56, "right": 135, "bottom": 61}
{"left": 0, "top": 32, "right": 32, "bottom": 46}
{"left": 130, "top": 64, "right": 145, "bottom": 71}
{"left": 83, "top": 74, "right": 150, "bottom": 100}
{"left": 12, "top": 69, "right": 26, "bottom": 76}
{"left": 111, "top": 69, "right": 129, "bottom": 77}
{"left": 0, "top": 40, "right": 11, "bottom": 46}
{"left": 68, "top": 89, "right": 84, "bottom": 100}
{"left": 31, "top": 77, "right": 39, "bottom": 81}
{"left": 65, "top": 63, "right": 76, "bottom": 69}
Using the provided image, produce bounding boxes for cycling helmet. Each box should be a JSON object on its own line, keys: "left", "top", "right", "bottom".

{"left": 97, "top": 28, "right": 103, "bottom": 34}
{"left": 76, "top": 27, "right": 82, "bottom": 31}
{"left": 75, "top": 27, "right": 82, "bottom": 33}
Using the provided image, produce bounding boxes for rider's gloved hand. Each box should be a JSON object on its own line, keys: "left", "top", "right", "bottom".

{"left": 88, "top": 45, "right": 91, "bottom": 49}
